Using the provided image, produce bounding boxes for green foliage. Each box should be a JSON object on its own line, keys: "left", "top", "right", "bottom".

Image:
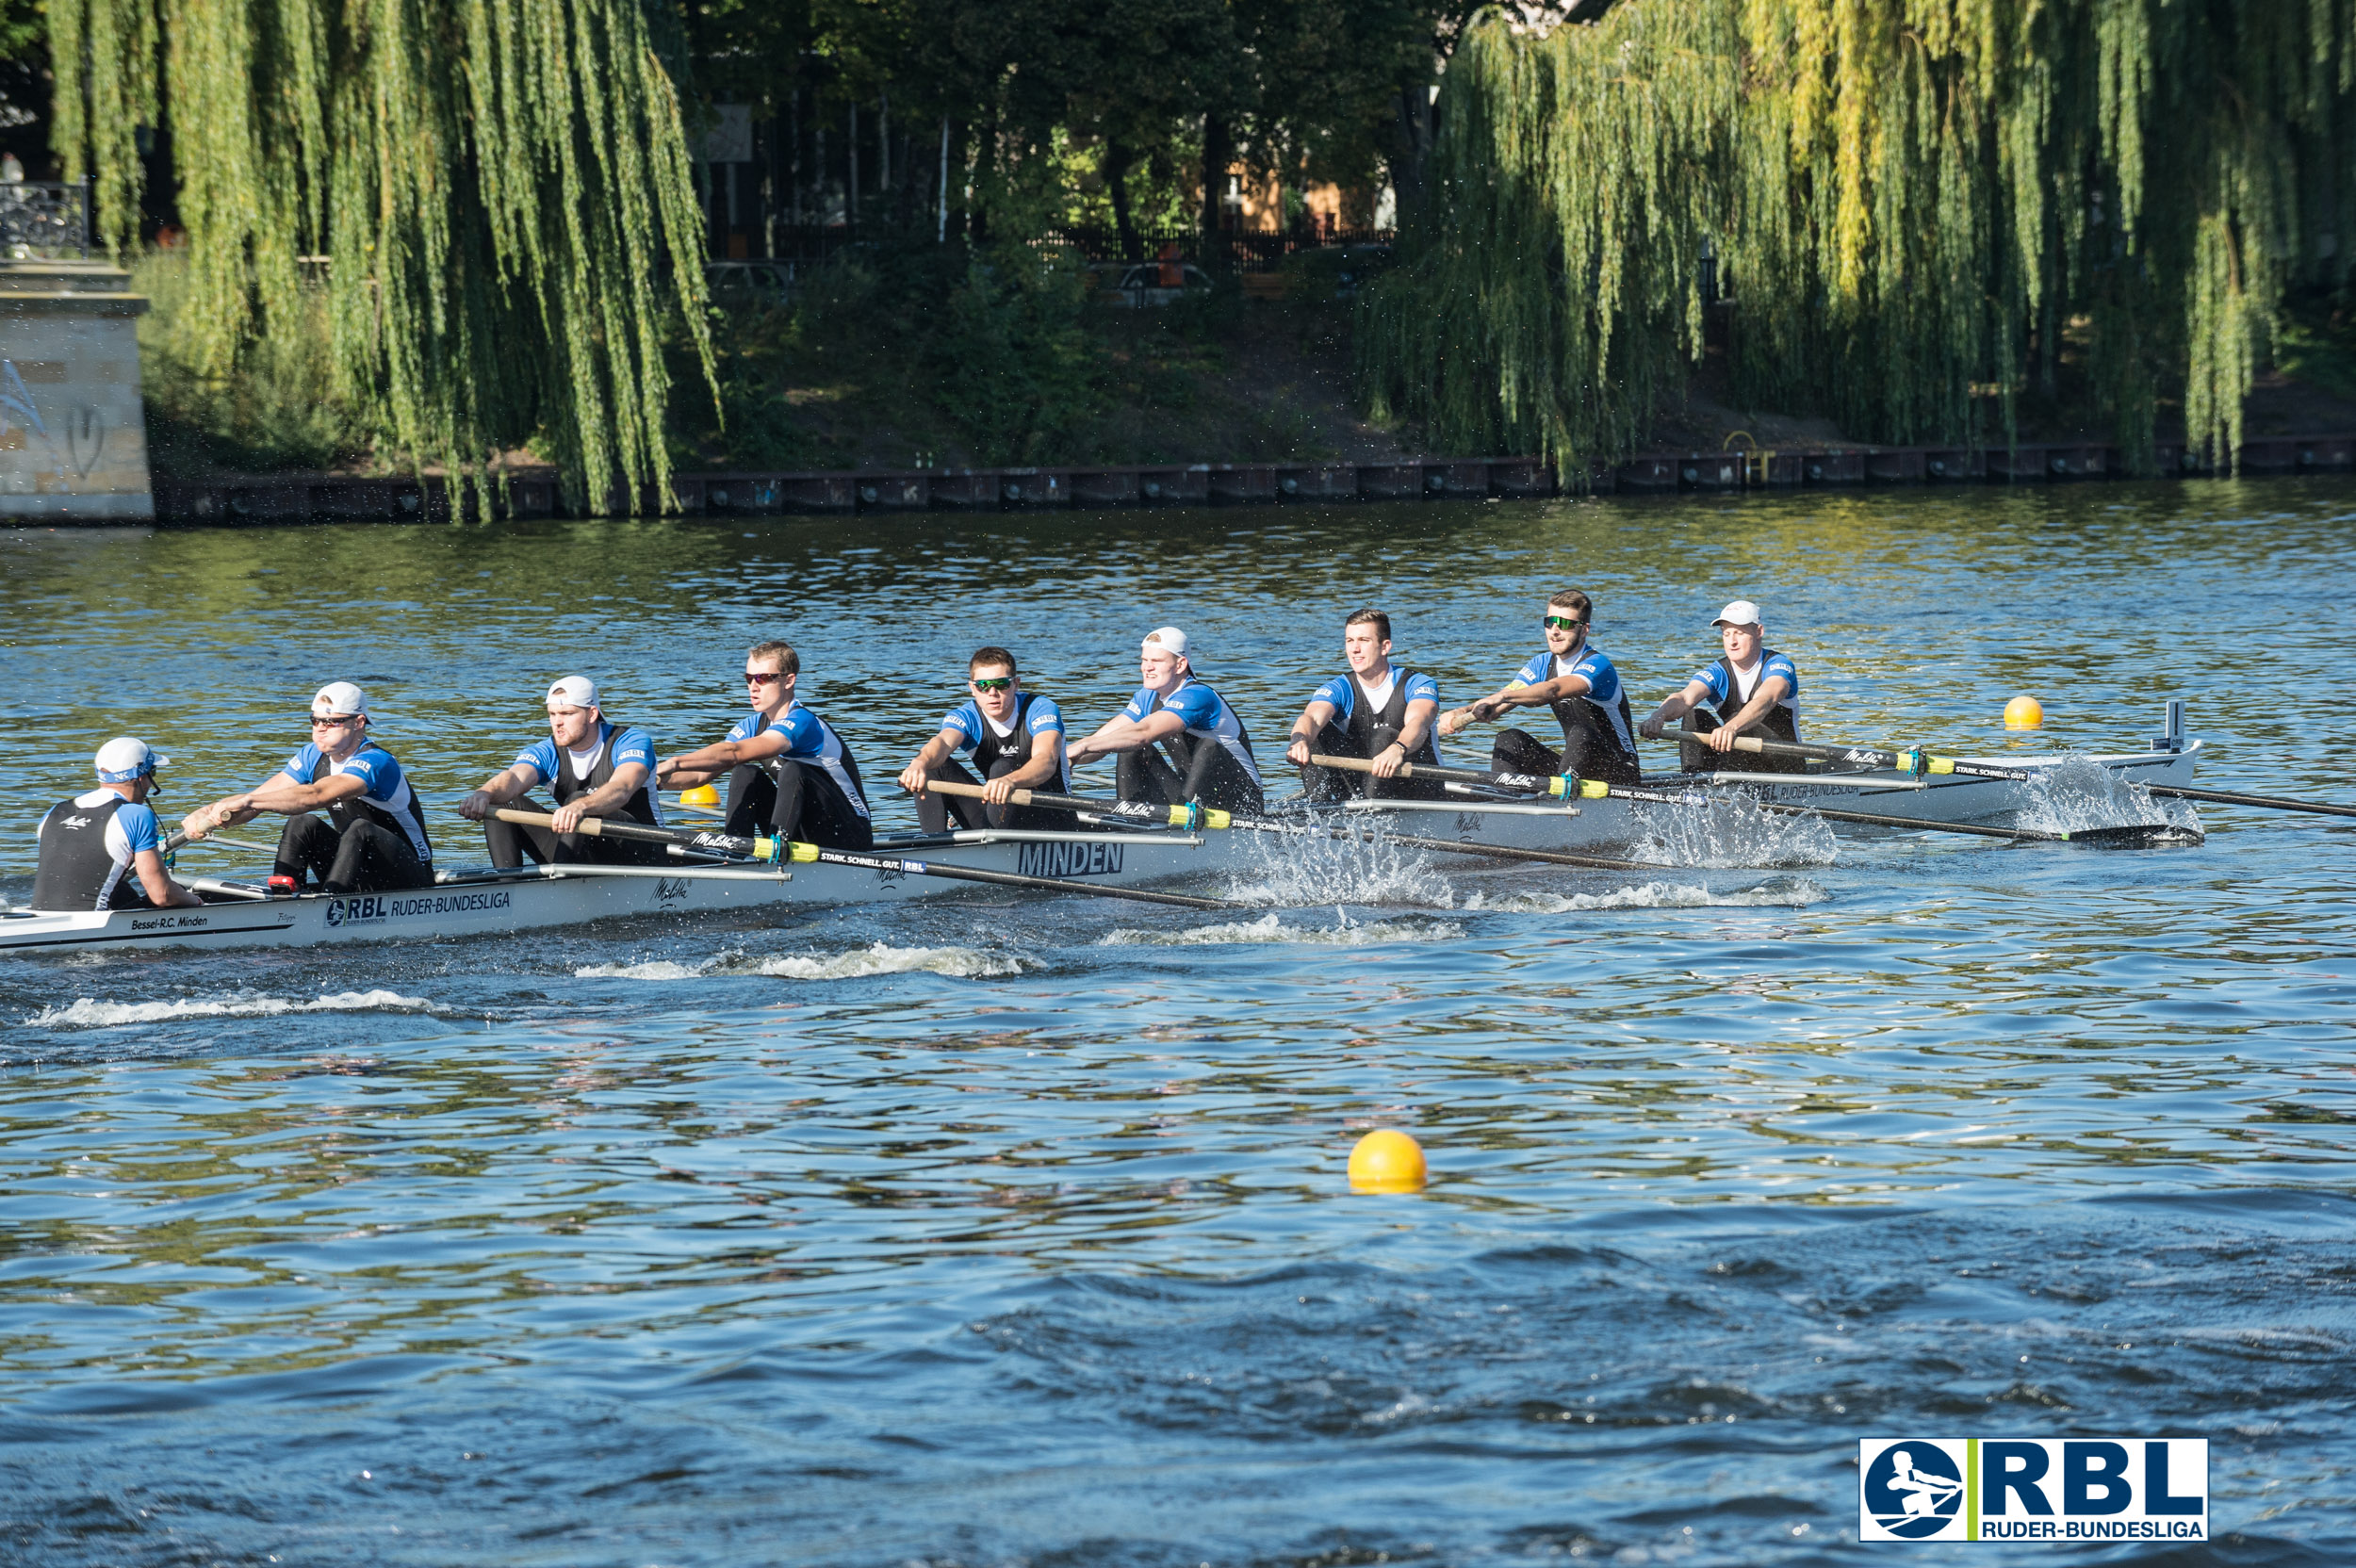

{"left": 924, "top": 246, "right": 1099, "bottom": 464}
{"left": 1365, "top": 0, "right": 2356, "bottom": 475}
{"left": 135, "top": 251, "right": 380, "bottom": 474}
{"left": 51, "top": 0, "right": 716, "bottom": 513}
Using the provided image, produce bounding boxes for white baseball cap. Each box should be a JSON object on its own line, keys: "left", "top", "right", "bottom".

{"left": 94, "top": 736, "right": 167, "bottom": 782}
{"left": 1144, "top": 626, "right": 1190, "bottom": 659}
{"left": 1712, "top": 600, "right": 1763, "bottom": 629}
{"left": 547, "top": 675, "right": 600, "bottom": 710}
{"left": 312, "top": 680, "right": 369, "bottom": 717}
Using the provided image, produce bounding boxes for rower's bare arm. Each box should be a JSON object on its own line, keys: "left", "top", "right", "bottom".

{"left": 984, "top": 733, "right": 1065, "bottom": 804}
{"left": 896, "top": 731, "right": 961, "bottom": 795}
{"left": 132, "top": 846, "right": 203, "bottom": 907}
{"left": 660, "top": 729, "right": 787, "bottom": 786}
{"left": 1071, "top": 711, "right": 1180, "bottom": 763}
{"left": 187, "top": 770, "right": 360, "bottom": 838}
{"left": 1640, "top": 679, "right": 1713, "bottom": 739}
{"left": 1394, "top": 697, "right": 1440, "bottom": 757}
{"left": 1284, "top": 699, "right": 1340, "bottom": 765}
{"left": 1708, "top": 675, "right": 1792, "bottom": 750}
{"left": 459, "top": 763, "right": 536, "bottom": 821}
{"left": 551, "top": 761, "right": 652, "bottom": 833}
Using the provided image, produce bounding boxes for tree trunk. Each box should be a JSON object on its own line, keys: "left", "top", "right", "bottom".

{"left": 1105, "top": 140, "right": 1138, "bottom": 262}
{"left": 1201, "top": 113, "right": 1232, "bottom": 267}
{"left": 1388, "top": 78, "right": 1434, "bottom": 237}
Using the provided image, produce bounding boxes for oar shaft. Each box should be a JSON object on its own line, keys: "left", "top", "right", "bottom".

{"left": 496, "top": 806, "right": 781, "bottom": 859}
{"left": 913, "top": 776, "right": 1210, "bottom": 826}
{"left": 1670, "top": 727, "right": 2033, "bottom": 781}
{"left": 2145, "top": 783, "right": 2356, "bottom": 819}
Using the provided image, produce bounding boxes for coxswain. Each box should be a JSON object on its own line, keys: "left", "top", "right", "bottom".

{"left": 1283, "top": 609, "right": 1445, "bottom": 801}
{"left": 895, "top": 646, "right": 1078, "bottom": 832}
{"left": 182, "top": 682, "right": 434, "bottom": 893}
{"left": 1436, "top": 590, "right": 1644, "bottom": 785}
{"left": 1066, "top": 627, "right": 1265, "bottom": 813}
{"left": 456, "top": 676, "right": 667, "bottom": 867}
{"left": 1637, "top": 599, "right": 1801, "bottom": 774}
{"left": 30, "top": 738, "right": 203, "bottom": 911}
{"left": 654, "top": 640, "right": 875, "bottom": 850}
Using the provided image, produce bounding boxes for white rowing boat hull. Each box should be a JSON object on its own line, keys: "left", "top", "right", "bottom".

{"left": 0, "top": 828, "right": 1241, "bottom": 955}
{"left": 1325, "top": 741, "right": 2202, "bottom": 852}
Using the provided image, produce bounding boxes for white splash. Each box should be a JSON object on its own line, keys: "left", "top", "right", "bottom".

{"left": 2012, "top": 754, "right": 2200, "bottom": 837}
{"left": 26, "top": 989, "right": 443, "bottom": 1030}
{"left": 1101, "top": 911, "right": 1466, "bottom": 947}
{"left": 1459, "top": 877, "right": 1830, "bottom": 912}
{"left": 580, "top": 944, "right": 1024, "bottom": 981}
{"left": 1219, "top": 824, "right": 1456, "bottom": 908}
{"left": 1628, "top": 793, "right": 1840, "bottom": 868}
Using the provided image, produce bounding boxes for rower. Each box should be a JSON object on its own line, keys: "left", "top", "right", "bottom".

{"left": 182, "top": 682, "right": 434, "bottom": 893}
{"left": 1436, "top": 590, "right": 1644, "bottom": 786}
{"left": 456, "top": 676, "right": 667, "bottom": 868}
{"left": 1066, "top": 627, "right": 1266, "bottom": 813}
{"left": 655, "top": 640, "right": 875, "bottom": 850}
{"left": 1283, "top": 608, "right": 1445, "bottom": 801}
{"left": 895, "top": 646, "right": 1079, "bottom": 832}
{"left": 31, "top": 738, "right": 203, "bottom": 911}
{"left": 1637, "top": 599, "right": 1801, "bottom": 774}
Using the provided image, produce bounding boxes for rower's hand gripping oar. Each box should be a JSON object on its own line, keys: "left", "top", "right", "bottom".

{"left": 491, "top": 808, "right": 1236, "bottom": 910}
{"left": 1310, "top": 755, "right": 2186, "bottom": 846}
{"left": 913, "top": 776, "right": 1668, "bottom": 874}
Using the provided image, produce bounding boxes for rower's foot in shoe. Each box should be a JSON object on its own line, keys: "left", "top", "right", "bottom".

{"left": 320, "top": 881, "right": 351, "bottom": 895}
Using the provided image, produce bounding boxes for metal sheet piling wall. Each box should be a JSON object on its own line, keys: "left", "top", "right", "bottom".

{"left": 140, "top": 437, "right": 2356, "bottom": 524}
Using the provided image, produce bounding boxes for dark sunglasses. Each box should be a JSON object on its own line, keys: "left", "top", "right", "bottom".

{"left": 744, "top": 670, "right": 784, "bottom": 684}
{"left": 310, "top": 712, "right": 358, "bottom": 727}
{"left": 970, "top": 676, "right": 1014, "bottom": 693}
{"left": 1543, "top": 615, "right": 1587, "bottom": 630}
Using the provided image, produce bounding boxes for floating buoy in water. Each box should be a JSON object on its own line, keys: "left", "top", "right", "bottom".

{"left": 680, "top": 783, "right": 721, "bottom": 808}
{"left": 2004, "top": 694, "right": 2044, "bottom": 730}
{"left": 1348, "top": 1129, "right": 1427, "bottom": 1193}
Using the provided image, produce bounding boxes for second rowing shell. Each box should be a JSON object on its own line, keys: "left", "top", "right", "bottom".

{"left": 1322, "top": 741, "right": 2202, "bottom": 853}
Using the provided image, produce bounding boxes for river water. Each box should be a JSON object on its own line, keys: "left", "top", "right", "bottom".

{"left": 1, "top": 483, "right": 2351, "bottom": 1565}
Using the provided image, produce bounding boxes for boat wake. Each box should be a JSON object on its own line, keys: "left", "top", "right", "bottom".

{"left": 1631, "top": 795, "right": 1839, "bottom": 868}
{"left": 576, "top": 942, "right": 1028, "bottom": 981}
{"left": 2013, "top": 755, "right": 2201, "bottom": 837}
{"left": 1219, "top": 826, "right": 1455, "bottom": 908}
{"left": 1100, "top": 910, "right": 1467, "bottom": 947}
{"left": 1458, "top": 876, "right": 1830, "bottom": 912}
{"left": 25, "top": 988, "right": 446, "bottom": 1030}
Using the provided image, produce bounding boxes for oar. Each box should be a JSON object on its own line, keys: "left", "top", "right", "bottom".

{"left": 1668, "top": 726, "right": 2033, "bottom": 781}
{"left": 2142, "top": 782, "right": 2356, "bottom": 819}
{"left": 491, "top": 808, "right": 1236, "bottom": 910}
{"left": 1311, "top": 755, "right": 2185, "bottom": 846}
{"left": 915, "top": 777, "right": 1668, "bottom": 873}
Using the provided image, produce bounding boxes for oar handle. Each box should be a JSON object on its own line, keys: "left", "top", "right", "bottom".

{"left": 492, "top": 806, "right": 803, "bottom": 863}
{"left": 1308, "top": 751, "right": 1558, "bottom": 792}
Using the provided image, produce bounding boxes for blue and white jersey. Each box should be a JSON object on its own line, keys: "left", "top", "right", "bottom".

{"left": 1512, "top": 645, "right": 1639, "bottom": 754}
{"left": 729, "top": 703, "right": 872, "bottom": 820}
{"left": 1693, "top": 651, "right": 1800, "bottom": 717}
{"left": 939, "top": 694, "right": 1072, "bottom": 790}
{"left": 275, "top": 742, "right": 433, "bottom": 860}
{"left": 513, "top": 723, "right": 658, "bottom": 787}
{"left": 1121, "top": 678, "right": 1263, "bottom": 784}
{"left": 1310, "top": 666, "right": 1440, "bottom": 722}
{"left": 47, "top": 788, "right": 161, "bottom": 861}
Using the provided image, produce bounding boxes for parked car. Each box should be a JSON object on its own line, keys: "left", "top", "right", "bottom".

{"left": 1088, "top": 259, "right": 1215, "bottom": 307}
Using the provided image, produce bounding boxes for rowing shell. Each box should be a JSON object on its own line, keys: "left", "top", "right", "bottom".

{"left": 1320, "top": 740, "right": 2203, "bottom": 853}
{"left": 0, "top": 827, "right": 1247, "bottom": 955}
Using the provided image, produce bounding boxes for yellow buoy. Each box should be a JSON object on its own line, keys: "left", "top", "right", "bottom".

{"left": 680, "top": 783, "right": 721, "bottom": 808}
{"left": 1348, "top": 1129, "right": 1427, "bottom": 1194}
{"left": 2004, "top": 694, "right": 2045, "bottom": 730}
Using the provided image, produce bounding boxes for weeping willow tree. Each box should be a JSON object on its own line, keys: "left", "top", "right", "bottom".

{"left": 48, "top": 0, "right": 715, "bottom": 510}
{"left": 1364, "top": 0, "right": 2356, "bottom": 475}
